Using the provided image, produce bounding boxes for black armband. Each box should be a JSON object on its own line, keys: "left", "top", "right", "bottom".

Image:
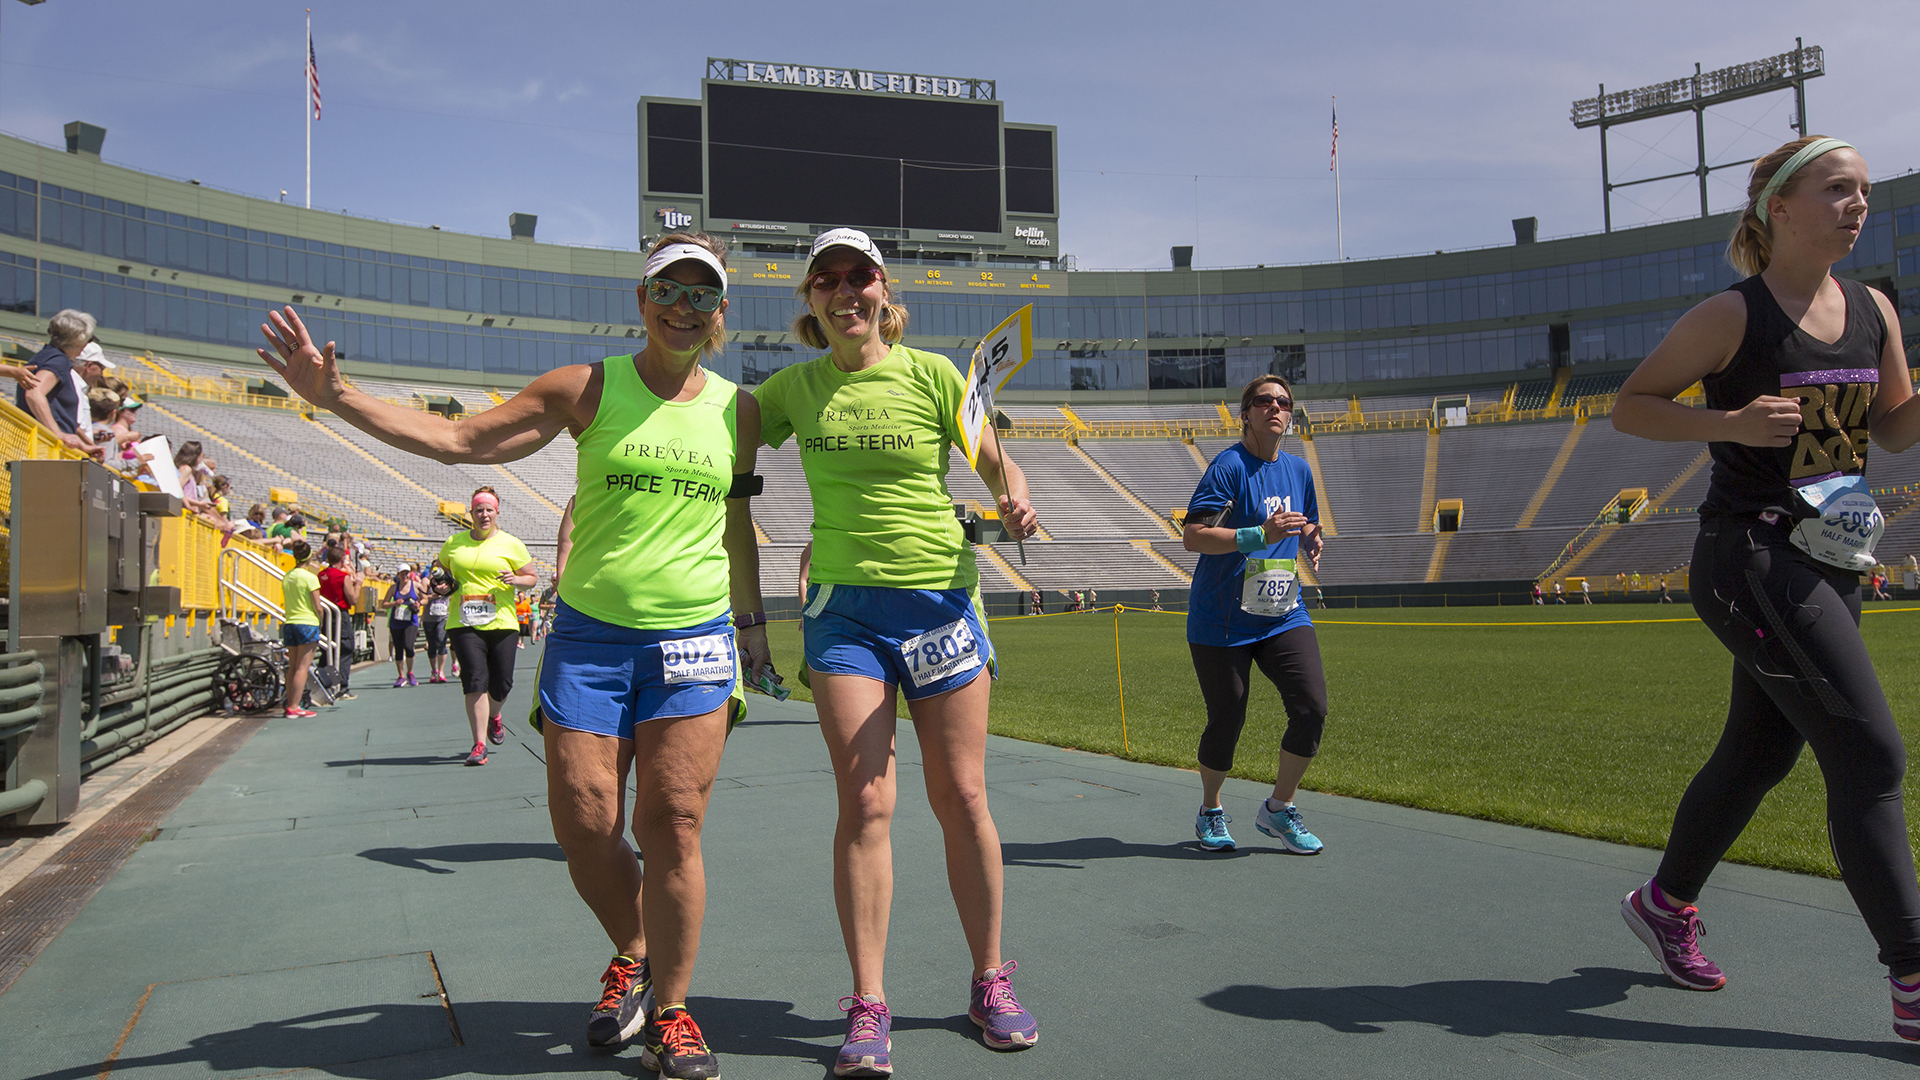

{"left": 727, "top": 473, "right": 764, "bottom": 499}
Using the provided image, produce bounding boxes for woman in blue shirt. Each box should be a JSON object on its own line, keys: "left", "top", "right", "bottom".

{"left": 1182, "top": 375, "right": 1328, "bottom": 854}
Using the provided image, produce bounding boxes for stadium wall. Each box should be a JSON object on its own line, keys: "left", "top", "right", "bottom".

{"left": 0, "top": 131, "right": 1912, "bottom": 404}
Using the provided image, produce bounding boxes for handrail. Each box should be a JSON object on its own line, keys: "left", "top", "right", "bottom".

{"left": 217, "top": 546, "right": 341, "bottom": 670}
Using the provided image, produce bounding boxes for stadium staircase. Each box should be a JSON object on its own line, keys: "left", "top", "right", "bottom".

{"left": 1066, "top": 443, "right": 1180, "bottom": 539}
{"left": 1295, "top": 435, "right": 1337, "bottom": 536}
{"left": 1516, "top": 418, "right": 1587, "bottom": 529}
{"left": 1131, "top": 539, "right": 1192, "bottom": 583}
{"left": 1417, "top": 428, "right": 1440, "bottom": 533}
{"left": 1425, "top": 533, "right": 1452, "bottom": 583}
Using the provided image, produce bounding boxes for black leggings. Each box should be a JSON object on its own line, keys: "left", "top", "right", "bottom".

{"left": 422, "top": 617, "right": 447, "bottom": 659}
{"left": 1190, "top": 625, "right": 1329, "bottom": 772}
{"left": 1658, "top": 517, "right": 1920, "bottom": 974}
{"left": 389, "top": 620, "right": 418, "bottom": 659}
{"left": 449, "top": 626, "right": 519, "bottom": 702}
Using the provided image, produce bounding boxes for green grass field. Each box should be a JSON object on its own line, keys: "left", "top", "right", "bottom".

{"left": 763, "top": 603, "right": 1920, "bottom": 879}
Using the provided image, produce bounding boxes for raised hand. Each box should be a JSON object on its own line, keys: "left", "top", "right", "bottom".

{"left": 257, "top": 306, "right": 344, "bottom": 408}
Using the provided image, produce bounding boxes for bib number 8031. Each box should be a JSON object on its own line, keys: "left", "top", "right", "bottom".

{"left": 899, "top": 618, "right": 982, "bottom": 689}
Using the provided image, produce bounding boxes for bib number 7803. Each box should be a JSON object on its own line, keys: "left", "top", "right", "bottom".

{"left": 899, "top": 618, "right": 982, "bottom": 689}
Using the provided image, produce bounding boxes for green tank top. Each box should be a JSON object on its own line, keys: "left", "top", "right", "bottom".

{"left": 560, "top": 355, "right": 738, "bottom": 630}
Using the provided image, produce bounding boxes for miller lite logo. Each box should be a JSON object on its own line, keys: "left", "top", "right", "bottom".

{"left": 656, "top": 207, "right": 693, "bottom": 230}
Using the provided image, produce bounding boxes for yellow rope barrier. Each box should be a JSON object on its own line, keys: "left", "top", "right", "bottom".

{"left": 1112, "top": 604, "right": 1129, "bottom": 752}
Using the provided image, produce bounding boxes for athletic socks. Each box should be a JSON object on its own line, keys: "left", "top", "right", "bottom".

{"left": 1265, "top": 797, "right": 1294, "bottom": 813}
{"left": 1640, "top": 878, "right": 1690, "bottom": 916}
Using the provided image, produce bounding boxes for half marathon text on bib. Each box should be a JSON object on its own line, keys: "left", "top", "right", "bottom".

{"left": 1240, "top": 558, "right": 1299, "bottom": 617}
{"left": 899, "top": 617, "right": 981, "bottom": 689}
{"left": 661, "top": 633, "right": 734, "bottom": 685}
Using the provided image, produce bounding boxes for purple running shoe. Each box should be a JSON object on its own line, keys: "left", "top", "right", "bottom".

{"left": 834, "top": 995, "right": 892, "bottom": 1076}
{"left": 969, "top": 961, "right": 1038, "bottom": 1050}
{"left": 1621, "top": 888, "right": 1725, "bottom": 990}
{"left": 1893, "top": 977, "right": 1920, "bottom": 1041}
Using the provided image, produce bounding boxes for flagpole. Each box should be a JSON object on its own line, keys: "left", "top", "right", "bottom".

{"left": 1332, "top": 95, "right": 1344, "bottom": 261}
{"left": 304, "top": 11, "right": 312, "bottom": 210}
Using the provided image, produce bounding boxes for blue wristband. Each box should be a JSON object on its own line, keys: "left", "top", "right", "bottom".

{"left": 1235, "top": 526, "right": 1266, "bottom": 553}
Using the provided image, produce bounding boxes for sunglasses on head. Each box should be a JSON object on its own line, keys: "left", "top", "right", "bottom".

{"left": 1249, "top": 393, "right": 1293, "bottom": 410}
{"left": 806, "top": 266, "right": 886, "bottom": 293}
{"left": 643, "top": 277, "right": 725, "bottom": 311}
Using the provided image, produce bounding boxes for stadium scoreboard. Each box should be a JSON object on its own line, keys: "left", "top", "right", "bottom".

{"left": 640, "top": 58, "right": 1058, "bottom": 264}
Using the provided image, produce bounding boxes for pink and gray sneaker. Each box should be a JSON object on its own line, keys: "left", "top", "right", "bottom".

{"left": 1621, "top": 883, "right": 1725, "bottom": 991}
{"left": 834, "top": 995, "right": 893, "bottom": 1076}
{"left": 1893, "top": 976, "right": 1920, "bottom": 1041}
{"left": 968, "top": 960, "right": 1038, "bottom": 1050}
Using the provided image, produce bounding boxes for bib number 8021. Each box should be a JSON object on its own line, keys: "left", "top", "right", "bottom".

{"left": 899, "top": 618, "right": 982, "bottom": 689}
{"left": 661, "top": 633, "right": 734, "bottom": 685}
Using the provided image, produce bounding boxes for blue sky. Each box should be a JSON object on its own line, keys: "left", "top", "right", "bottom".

{"left": 4, "top": 2, "right": 1912, "bottom": 269}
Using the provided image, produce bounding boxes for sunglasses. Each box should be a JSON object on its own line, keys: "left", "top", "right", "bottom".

{"left": 1249, "top": 394, "right": 1294, "bottom": 410}
{"left": 806, "top": 266, "right": 886, "bottom": 293}
{"left": 643, "top": 277, "right": 725, "bottom": 311}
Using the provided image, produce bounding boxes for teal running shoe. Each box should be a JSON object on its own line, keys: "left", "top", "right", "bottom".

{"left": 1195, "top": 807, "right": 1236, "bottom": 851}
{"left": 1256, "top": 801, "right": 1324, "bottom": 854}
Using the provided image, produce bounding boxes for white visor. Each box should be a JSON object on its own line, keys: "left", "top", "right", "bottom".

{"left": 643, "top": 243, "right": 727, "bottom": 286}
{"left": 806, "top": 228, "right": 885, "bottom": 276}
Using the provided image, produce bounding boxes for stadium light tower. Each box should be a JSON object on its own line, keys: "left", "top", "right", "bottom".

{"left": 1572, "top": 40, "right": 1823, "bottom": 232}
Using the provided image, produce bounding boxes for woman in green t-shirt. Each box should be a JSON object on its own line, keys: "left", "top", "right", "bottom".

{"left": 257, "top": 233, "right": 769, "bottom": 1080}
{"left": 756, "top": 229, "right": 1042, "bottom": 1070}
{"left": 279, "top": 539, "right": 323, "bottom": 719}
{"left": 438, "top": 485, "right": 537, "bottom": 765}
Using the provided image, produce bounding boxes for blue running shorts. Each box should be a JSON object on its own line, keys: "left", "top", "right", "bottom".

{"left": 802, "top": 583, "right": 996, "bottom": 701}
{"left": 281, "top": 623, "right": 321, "bottom": 647}
{"left": 535, "top": 599, "right": 738, "bottom": 739}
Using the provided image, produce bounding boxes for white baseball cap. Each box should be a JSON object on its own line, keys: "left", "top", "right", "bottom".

{"left": 642, "top": 242, "right": 727, "bottom": 285}
{"left": 806, "top": 228, "right": 885, "bottom": 276}
{"left": 76, "top": 342, "right": 116, "bottom": 369}
{"left": 396, "top": 562, "right": 411, "bottom": 572}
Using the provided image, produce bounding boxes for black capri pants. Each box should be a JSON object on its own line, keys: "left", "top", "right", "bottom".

{"left": 1658, "top": 515, "right": 1920, "bottom": 974}
{"left": 1190, "top": 624, "right": 1329, "bottom": 772}
{"left": 422, "top": 617, "right": 448, "bottom": 659}
{"left": 448, "top": 626, "right": 519, "bottom": 701}
{"left": 388, "top": 620, "right": 418, "bottom": 659}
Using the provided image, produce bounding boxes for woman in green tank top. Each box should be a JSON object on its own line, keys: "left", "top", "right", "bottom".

{"left": 258, "top": 233, "right": 766, "bottom": 1078}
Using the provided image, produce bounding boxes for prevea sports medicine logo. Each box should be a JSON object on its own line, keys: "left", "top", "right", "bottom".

{"left": 656, "top": 207, "right": 694, "bottom": 231}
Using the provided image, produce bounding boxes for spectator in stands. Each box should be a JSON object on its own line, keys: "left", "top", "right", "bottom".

{"left": 1611, "top": 135, "right": 1920, "bottom": 1034}
{"left": 316, "top": 545, "right": 360, "bottom": 701}
{"left": 258, "top": 229, "right": 770, "bottom": 1077}
{"left": 1183, "top": 373, "right": 1328, "bottom": 859}
{"left": 1, "top": 308, "right": 102, "bottom": 458}
{"left": 757, "top": 227, "right": 1040, "bottom": 1067}
{"left": 422, "top": 562, "right": 454, "bottom": 684}
{"left": 383, "top": 564, "right": 423, "bottom": 687}
{"left": 74, "top": 341, "right": 116, "bottom": 392}
{"left": 174, "top": 442, "right": 219, "bottom": 516}
{"left": 280, "top": 539, "right": 323, "bottom": 719}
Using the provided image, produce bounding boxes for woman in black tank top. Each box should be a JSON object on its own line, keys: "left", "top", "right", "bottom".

{"left": 1614, "top": 137, "right": 1920, "bottom": 1040}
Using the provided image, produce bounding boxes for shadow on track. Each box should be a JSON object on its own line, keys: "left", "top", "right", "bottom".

{"left": 357, "top": 842, "right": 566, "bottom": 874}
{"left": 1000, "top": 836, "right": 1292, "bottom": 867}
{"left": 1202, "top": 966, "right": 1919, "bottom": 1061}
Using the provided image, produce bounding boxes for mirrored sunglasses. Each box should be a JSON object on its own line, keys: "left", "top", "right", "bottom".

{"left": 644, "top": 277, "right": 725, "bottom": 311}
{"left": 1249, "top": 394, "right": 1294, "bottom": 410}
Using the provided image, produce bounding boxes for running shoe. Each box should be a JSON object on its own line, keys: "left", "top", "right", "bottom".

{"left": 283, "top": 706, "right": 317, "bottom": 718}
{"left": 464, "top": 743, "right": 488, "bottom": 767}
{"left": 586, "top": 955, "right": 652, "bottom": 1047}
{"left": 1621, "top": 886, "right": 1726, "bottom": 990}
{"left": 968, "top": 961, "right": 1038, "bottom": 1050}
{"left": 338, "top": 691, "right": 358, "bottom": 701}
{"left": 487, "top": 715, "right": 506, "bottom": 745}
{"left": 1894, "top": 976, "right": 1920, "bottom": 1041}
{"left": 393, "top": 677, "right": 406, "bottom": 688}
{"left": 1195, "top": 807, "right": 1236, "bottom": 851}
{"left": 406, "top": 674, "right": 418, "bottom": 687}
{"left": 641, "top": 1005, "right": 719, "bottom": 1079}
{"left": 430, "top": 674, "right": 446, "bottom": 684}
{"left": 1256, "top": 801, "right": 1324, "bottom": 854}
{"left": 835, "top": 995, "right": 893, "bottom": 1076}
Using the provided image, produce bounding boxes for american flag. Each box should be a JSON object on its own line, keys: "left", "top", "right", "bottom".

{"left": 307, "top": 35, "right": 321, "bottom": 120}
{"left": 1330, "top": 98, "right": 1338, "bottom": 171}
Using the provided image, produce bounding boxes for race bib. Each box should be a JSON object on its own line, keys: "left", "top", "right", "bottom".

{"left": 427, "top": 598, "right": 449, "bottom": 618}
{"left": 1790, "top": 475, "right": 1884, "bottom": 571}
{"left": 1240, "top": 558, "right": 1299, "bottom": 617}
{"left": 899, "top": 617, "right": 982, "bottom": 689}
{"left": 460, "top": 595, "right": 497, "bottom": 625}
{"left": 661, "top": 633, "right": 734, "bottom": 685}
{"left": 393, "top": 603, "right": 416, "bottom": 622}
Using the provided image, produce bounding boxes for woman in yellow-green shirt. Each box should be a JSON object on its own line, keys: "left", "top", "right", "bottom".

{"left": 438, "top": 485, "right": 537, "bottom": 766}
{"left": 279, "top": 539, "right": 322, "bottom": 719}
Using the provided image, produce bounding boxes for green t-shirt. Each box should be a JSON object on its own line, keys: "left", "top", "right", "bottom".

{"left": 756, "top": 344, "right": 977, "bottom": 590}
{"left": 561, "top": 357, "right": 738, "bottom": 630}
{"left": 437, "top": 529, "right": 533, "bottom": 631}
{"left": 268, "top": 522, "right": 296, "bottom": 539}
{"left": 282, "top": 566, "right": 321, "bottom": 626}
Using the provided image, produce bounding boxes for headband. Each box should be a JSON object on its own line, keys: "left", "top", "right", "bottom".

{"left": 643, "top": 243, "right": 727, "bottom": 286}
{"left": 471, "top": 492, "right": 499, "bottom": 510}
{"left": 1754, "top": 138, "right": 1853, "bottom": 224}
